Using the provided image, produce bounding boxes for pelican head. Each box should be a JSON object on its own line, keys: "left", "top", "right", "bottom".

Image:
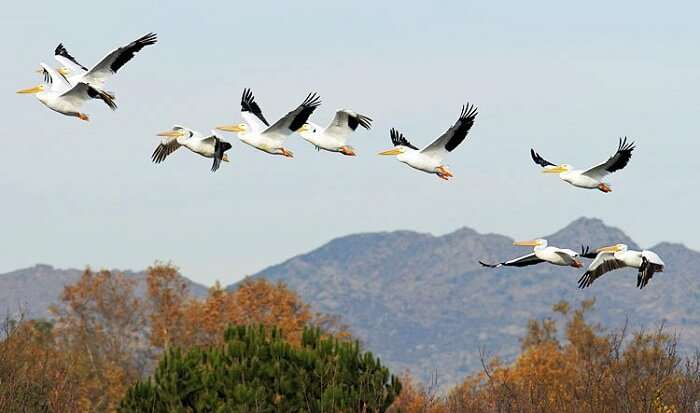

{"left": 596, "top": 243, "right": 628, "bottom": 254}
{"left": 216, "top": 123, "right": 247, "bottom": 133}
{"left": 58, "top": 67, "right": 71, "bottom": 76}
{"left": 156, "top": 127, "right": 192, "bottom": 143}
{"left": 297, "top": 123, "right": 317, "bottom": 138}
{"left": 17, "top": 84, "right": 46, "bottom": 94}
{"left": 222, "top": 154, "right": 230, "bottom": 162}
{"left": 513, "top": 239, "right": 548, "bottom": 248}
{"left": 378, "top": 146, "right": 408, "bottom": 156}
{"left": 542, "top": 164, "right": 572, "bottom": 174}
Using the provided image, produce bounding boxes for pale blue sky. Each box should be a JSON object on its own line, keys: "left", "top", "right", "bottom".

{"left": 2, "top": 1, "right": 698, "bottom": 285}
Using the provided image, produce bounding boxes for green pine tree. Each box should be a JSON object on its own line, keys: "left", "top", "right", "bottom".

{"left": 119, "top": 325, "right": 401, "bottom": 412}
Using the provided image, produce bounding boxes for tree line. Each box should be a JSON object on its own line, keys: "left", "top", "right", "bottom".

{"left": 1, "top": 265, "right": 699, "bottom": 412}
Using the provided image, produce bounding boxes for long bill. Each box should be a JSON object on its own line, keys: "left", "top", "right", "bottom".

{"left": 513, "top": 240, "right": 541, "bottom": 247}
{"left": 378, "top": 148, "right": 402, "bottom": 156}
{"left": 17, "top": 85, "right": 43, "bottom": 94}
{"left": 595, "top": 245, "right": 620, "bottom": 253}
{"left": 156, "top": 130, "right": 185, "bottom": 137}
{"left": 216, "top": 124, "right": 244, "bottom": 132}
{"left": 542, "top": 165, "right": 568, "bottom": 174}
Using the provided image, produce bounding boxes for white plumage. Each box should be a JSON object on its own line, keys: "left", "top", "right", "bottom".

{"left": 531, "top": 138, "right": 635, "bottom": 192}
{"left": 298, "top": 109, "right": 372, "bottom": 156}
{"left": 378, "top": 104, "right": 478, "bottom": 180}
{"left": 216, "top": 88, "right": 321, "bottom": 158}
{"left": 578, "top": 243, "right": 665, "bottom": 289}
{"left": 152, "top": 125, "right": 232, "bottom": 172}
{"left": 480, "top": 239, "right": 582, "bottom": 269}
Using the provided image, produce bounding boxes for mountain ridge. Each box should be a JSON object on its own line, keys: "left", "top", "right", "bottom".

{"left": 3, "top": 217, "right": 698, "bottom": 385}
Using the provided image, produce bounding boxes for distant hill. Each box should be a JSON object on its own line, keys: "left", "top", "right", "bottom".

{"left": 239, "top": 217, "right": 700, "bottom": 385}
{"left": 0, "top": 265, "right": 208, "bottom": 320}
{"left": 4, "top": 218, "right": 699, "bottom": 386}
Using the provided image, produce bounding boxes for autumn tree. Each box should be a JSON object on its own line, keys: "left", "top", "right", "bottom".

{"left": 50, "top": 268, "right": 151, "bottom": 411}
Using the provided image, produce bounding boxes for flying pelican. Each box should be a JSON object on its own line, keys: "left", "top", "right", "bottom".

{"left": 479, "top": 239, "right": 582, "bottom": 269}
{"left": 377, "top": 104, "right": 478, "bottom": 180}
{"left": 152, "top": 125, "right": 232, "bottom": 172}
{"left": 49, "top": 32, "right": 158, "bottom": 98}
{"left": 530, "top": 138, "right": 635, "bottom": 192}
{"left": 297, "top": 110, "right": 372, "bottom": 156}
{"left": 17, "top": 63, "right": 116, "bottom": 121}
{"left": 216, "top": 89, "right": 321, "bottom": 158}
{"left": 577, "top": 244, "right": 665, "bottom": 289}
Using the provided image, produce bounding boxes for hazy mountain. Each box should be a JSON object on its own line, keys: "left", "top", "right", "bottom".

{"left": 0, "top": 264, "right": 208, "bottom": 320}
{"left": 241, "top": 217, "right": 700, "bottom": 385}
{"left": 4, "top": 217, "right": 699, "bottom": 386}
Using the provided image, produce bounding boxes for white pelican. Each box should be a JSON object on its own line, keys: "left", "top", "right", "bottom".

{"left": 578, "top": 244, "right": 665, "bottom": 289}
{"left": 297, "top": 109, "right": 372, "bottom": 156}
{"left": 377, "top": 104, "right": 478, "bottom": 180}
{"left": 531, "top": 138, "right": 635, "bottom": 192}
{"left": 50, "top": 33, "right": 158, "bottom": 98}
{"left": 216, "top": 89, "right": 321, "bottom": 158}
{"left": 152, "top": 125, "right": 232, "bottom": 172}
{"left": 17, "top": 63, "right": 116, "bottom": 121}
{"left": 480, "top": 239, "right": 582, "bottom": 269}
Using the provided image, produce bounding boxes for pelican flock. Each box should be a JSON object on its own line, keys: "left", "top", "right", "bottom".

{"left": 18, "top": 33, "right": 157, "bottom": 120}
{"left": 216, "top": 89, "right": 321, "bottom": 158}
{"left": 17, "top": 32, "right": 669, "bottom": 290}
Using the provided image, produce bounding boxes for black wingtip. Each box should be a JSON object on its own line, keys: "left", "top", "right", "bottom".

{"left": 138, "top": 32, "right": 158, "bottom": 45}
{"left": 301, "top": 92, "right": 322, "bottom": 108}
{"left": 478, "top": 260, "right": 498, "bottom": 268}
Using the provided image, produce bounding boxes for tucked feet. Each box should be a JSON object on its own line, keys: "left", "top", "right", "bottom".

{"left": 78, "top": 113, "right": 90, "bottom": 122}
{"left": 597, "top": 183, "right": 612, "bottom": 193}
{"left": 339, "top": 146, "right": 356, "bottom": 156}
{"left": 281, "top": 148, "right": 294, "bottom": 158}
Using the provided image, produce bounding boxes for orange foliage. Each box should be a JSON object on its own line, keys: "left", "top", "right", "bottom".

{"left": 393, "top": 300, "right": 700, "bottom": 413}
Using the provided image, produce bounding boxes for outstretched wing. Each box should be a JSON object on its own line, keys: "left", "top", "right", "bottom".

{"left": 479, "top": 253, "right": 544, "bottom": 268}
{"left": 83, "top": 33, "right": 157, "bottom": 87}
{"left": 530, "top": 149, "right": 557, "bottom": 168}
{"left": 324, "top": 109, "right": 372, "bottom": 140}
{"left": 389, "top": 128, "right": 419, "bottom": 150}
{"left": 151, "top": 126, "right": 187, "bottom": 163}
{"left": 54, "top": 43, "right": 88, "bottom": 73}
{"left": 262, "top": 93, "right": 321, "bottom": 142}
{"left": 421, "top": 103, "right": 478, "bottom": 157}
{"left": 240, "top": 88, "right": 269, "bottom": 131}
{"left": 577, "top": 252, "right": 625, "bottom": 288}
{"left": 582, "top": 137, "right": 635, "bottom": 180}
{"left": 637, "top": 251, "right": 665, "bottom": 289}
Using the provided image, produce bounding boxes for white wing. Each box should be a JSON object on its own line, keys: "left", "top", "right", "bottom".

{"left": 323, "top": 109, "right": 372, "bottom": 141}
{"left": 39, "top": 63, "right": 71, "bottom": 93}
{"left": 240, "top": 88, "right": 269, "bottom": 133}
{"left": 262, "top": 93, "right": 321, "bottom": 143}
{"left": 582, "top": 137, "right": 635, "bottom": 180}
{"left": 54, "top": 43, "right": 88, "bottom": 75}
{"left": 82, "top": 33, "right": 157, "bottom": 88}
{"left": 58, "top": 82, "right": 95, "bottom": 107}
{"left": 420, "top": 104, "right": 478, "bottom": 158}
{"left": 577, "top": 251, "right": 626, "bottom": 288}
